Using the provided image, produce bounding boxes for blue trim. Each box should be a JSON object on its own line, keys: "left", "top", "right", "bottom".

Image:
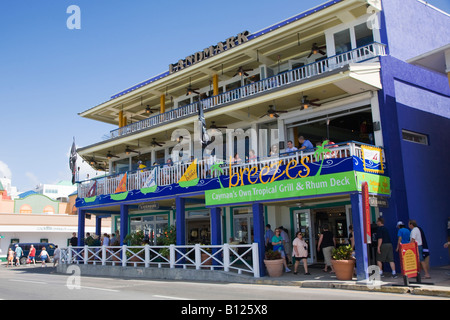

{"left": 350, "top": 193, "right": 369, "bottom": 281}
{"left": 252, "top": 203, "right": 266, "bottom": 277}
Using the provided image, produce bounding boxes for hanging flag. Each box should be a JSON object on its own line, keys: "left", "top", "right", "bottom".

{"left": 143, "top": 168, "right": 157, "bottom": 188}
{"left": 197, "top": 104, "right": 210, "bottom": 146}
{"left": 87, "top": 181, "right": 97, "bottom": 198}
{"left": 69, "top": 137, "right": 77, "bottom": 185}
{"left": 115, "top": 173, "right": 127, "bottom": 193}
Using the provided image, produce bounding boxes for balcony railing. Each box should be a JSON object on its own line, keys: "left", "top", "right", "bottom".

{"left": 77, "top": 141, "right": 381, "bottom": 199}
{"left": 109, "top": 42, "right": 386, "bottom": 139}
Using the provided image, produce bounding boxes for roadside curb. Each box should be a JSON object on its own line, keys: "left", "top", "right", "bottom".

{"left": 247, "top": 278, "right": 450, "bottom": 297}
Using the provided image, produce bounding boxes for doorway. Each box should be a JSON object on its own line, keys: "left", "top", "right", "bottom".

{"left": 294, "top": 205, "right": 352, "bottom": 264}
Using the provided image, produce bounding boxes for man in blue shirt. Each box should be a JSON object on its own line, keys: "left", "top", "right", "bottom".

{"left": 395, "top": 221, "right": 411, "bottom": 252}
{"left": 298, "top": 136, "right": 314, "bottom": 152}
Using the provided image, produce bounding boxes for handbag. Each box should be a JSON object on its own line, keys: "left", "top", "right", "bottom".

{"left": 26, "top": 258, "right": 31, "bottom": 264}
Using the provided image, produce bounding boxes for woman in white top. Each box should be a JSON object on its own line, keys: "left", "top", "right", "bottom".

{"left": 292, "top": 232, "right": 310, "bottom": 275}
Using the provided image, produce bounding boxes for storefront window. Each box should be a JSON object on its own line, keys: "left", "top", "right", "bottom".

{"left": 129, "top": 214, "right": 168, "bottom": 245}
{"left": 232, "top": 207, "right": 253, "bottom": 244}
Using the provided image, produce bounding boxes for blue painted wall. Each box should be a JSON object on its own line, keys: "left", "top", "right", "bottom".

{"left": 378, "top": 55, "right": 450, "bottom": 267}
{"left": 381, "top": 0, "right": 450, "bottom": 61}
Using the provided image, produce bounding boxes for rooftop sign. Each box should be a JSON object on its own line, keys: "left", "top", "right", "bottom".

{"left": 169, "top": 31, "right": 250, "bottom": 74}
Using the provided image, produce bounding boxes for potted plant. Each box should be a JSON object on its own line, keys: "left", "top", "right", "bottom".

{"left": 263, "top": 250, "right": 284, "bottom": 277}
{"left": 157, "top": 225, "right": 176, "bottom": 259}
{"left": 331, "top": 245, "right": 356, "bottom": 280}
{"left": 200, "top": 244, "right": 212, "bottom": 265}
{"left": 124, "top": 231, "right": 145, "bottom": 264}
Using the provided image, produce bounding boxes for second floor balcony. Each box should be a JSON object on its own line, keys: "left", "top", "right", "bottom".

{"left": 108, "top": 43, "right": 386, "bottom": 140}
{"left": 76, "top": 141, "right": 388, "bottom": 205}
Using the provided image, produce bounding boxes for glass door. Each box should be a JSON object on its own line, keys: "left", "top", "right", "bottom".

{"left": 294, "top": 209, "right": 315, "bottom": 264}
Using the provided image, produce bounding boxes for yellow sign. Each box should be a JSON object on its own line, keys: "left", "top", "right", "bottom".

{"left": 178, "top": 159, "right": 199, "bottom": 187}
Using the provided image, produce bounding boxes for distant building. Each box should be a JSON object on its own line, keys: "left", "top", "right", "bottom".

{"left": 34, "top": 180, "right": 77, "bottom": 201}
{"left": 0, "top": 184, "right": 110, "bottom": 262}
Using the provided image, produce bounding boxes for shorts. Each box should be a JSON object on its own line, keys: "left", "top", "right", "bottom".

{"left": 292, "top": 256, "right": 307, "bottom": 263}
{"left": 377, "top": 243, "right": 394, "bottom": 263}
{"left": 418, "top": 245, "right": 424, "bottom": 262}
{"left": 29, "top": 256, "right": 35, "bottom": 261}
{"left": 41, "top": 255, "right": 48, "bottom": 261}
{"left": 322, "top": 246, "right": 334, "bottom": 266}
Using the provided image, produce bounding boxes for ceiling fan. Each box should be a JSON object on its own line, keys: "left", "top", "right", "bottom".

{"left": 260, "top": 105, "right": 288, "bottom": 119}
{"left": 145, "top": 105, "right": 159, "bottom": 114}
{"left": 106, "top": 151, "right": 119, "bottom": 159}
{"left": 151, "top": 138, "right": 165, "bottom": 147}
{"left": 307, "top": 43, "right": 326, "bottom": 58}
{"left": 300, "top": 94, "right": 321, "bottom": 110}
{"left": 210, "top": 121, "right": 227, "bottom": 129}
{"left": 233, "top": 66, "right": 253, "bottom": 77}
{"left": 125, "top": 146, "right": 138, "bottom": 155}
{"left": 186, "top": 77, "right": 200, "bottom": 95}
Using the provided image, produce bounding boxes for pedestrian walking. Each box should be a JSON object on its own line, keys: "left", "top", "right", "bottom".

{"left": 53, "top": 245, "right": 61, "bottom": 267}
{"left": 396, "top": 221, "right": 410, "bottom": 252}
{"left": 292, "top": 232, "right": 310, "bottom": 275}
{"left": 279, "top": 226, "right": 291, "bottom": 264}
{"left": 39, "top": 247, "right": 49, "bottom": 267}
{"left": 317, "top": 224, "right": 335, "bottom": 273}
{"left": 28, "top": 244, "right": 36, "bottom": 266}
{"left": 6, "top": 248, "right": 14, "bottom": 267}
{"left": 376, "top": 217, "right": 398, "bottom": 278}
{"left": 14, "top": 244, "right": 23, "bottom": 266}
{"left": 409, "top": 220, "right": 431, "bottom": 279}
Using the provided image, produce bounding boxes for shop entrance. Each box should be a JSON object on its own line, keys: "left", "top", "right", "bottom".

{"left": 294, "top": 205, "right": 352, "bottom": 264}
{"left": 186, "top": 210, "right": 211, "bottom": 244}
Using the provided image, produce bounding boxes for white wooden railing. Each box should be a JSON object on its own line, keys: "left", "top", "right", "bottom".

{"left": 61, "top": 243, "right": 260, "bottom": 277}
{"left": 109, "top": 42, "right": 386, "bottom": 139}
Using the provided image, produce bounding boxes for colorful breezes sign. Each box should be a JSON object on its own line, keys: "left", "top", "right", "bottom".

{"left": 206, "top": 171, "right": 357, "bottom": 205}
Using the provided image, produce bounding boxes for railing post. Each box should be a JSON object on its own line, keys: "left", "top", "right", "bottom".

{"left": 195, "top": 244, "right": 201, "bottom": 270}
{"left": 102, "top": 245, "right": 106, "bottom": 266}
{"left": 169, "top": 244, "right": 175, "bottom": 268}
{"left": 252, "top": 243, "right": 260, "bottom": 278}
{"left": 84, "top": 245, "right": 88, "bottom": 265}
{"left": 68, "top": 245, "right": 72, "bottom": 264}
{"left": 223, "top": 244, "right": 230, "bottom": 272}
{"left": 122, "top": 245, "right": 127, "bottom": 267}
{"left": 144, "top": 245, "right": 149, "bottom": 268}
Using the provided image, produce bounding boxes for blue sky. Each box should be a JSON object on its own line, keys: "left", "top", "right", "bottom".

{"left": 0, "top": 0, "right": 449, "bottom": 193}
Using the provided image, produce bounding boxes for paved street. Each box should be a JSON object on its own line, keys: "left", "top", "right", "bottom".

{"left": 0, "top": 264, "right": 447, "bottom": 301}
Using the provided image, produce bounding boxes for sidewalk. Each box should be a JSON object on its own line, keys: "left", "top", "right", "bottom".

{"left": 248, "top": 264, "right": 450, "bottom": 298}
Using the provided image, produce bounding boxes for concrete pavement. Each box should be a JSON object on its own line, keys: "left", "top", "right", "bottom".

{"left": 4, "top": 262, "right": 450, "bottom": 298}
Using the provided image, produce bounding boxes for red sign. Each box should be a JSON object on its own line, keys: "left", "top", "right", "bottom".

{"left": 362, "top": 182, "right": 371, "bottom": 244}
{"left": 399, "top": 242, "right": 419, "bottom": 278}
